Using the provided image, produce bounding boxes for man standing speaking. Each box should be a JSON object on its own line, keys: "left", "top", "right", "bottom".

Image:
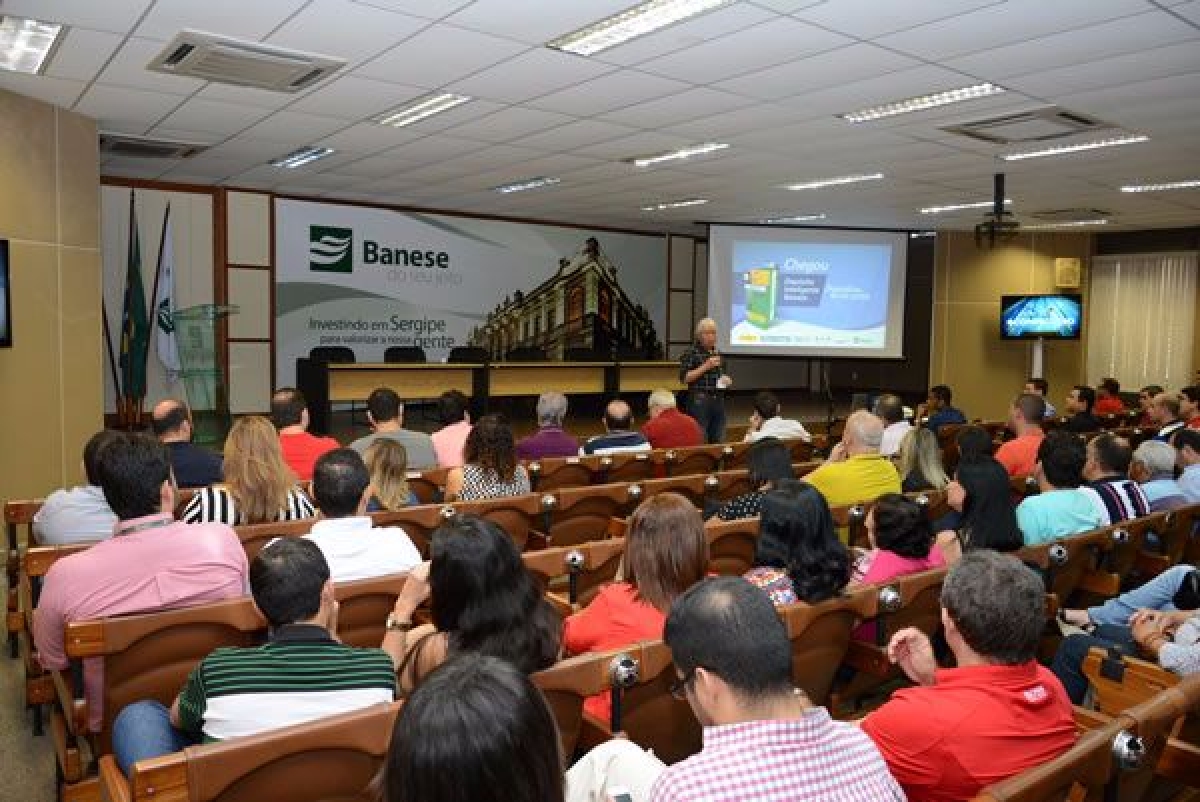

{"left": 679, "top": 318, "right": 732, "bottom": 444}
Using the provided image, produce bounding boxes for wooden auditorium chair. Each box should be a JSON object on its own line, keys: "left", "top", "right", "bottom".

{"left": 703, "top": 517, "right": 760, "bottom": 577}
{"left": 526, "top": 455, "right": 594, "bottom": 492}
{"left": 661, "top": 444, "right": 725, "bottom": 477}
{"left": 6, "top": 497, "right": 42, "bottom": 644}
{"left": 369, "top": 504, "right": 445, "bottom": 557}
{"left": 600, "top": 452, "right": 656, "bottom": 484}
{"left": 637, "top": 473, "right": 713, "bottom": 509}
{"left": 522, "top": 539, "right": 626, "bottom": 615}
{"left": 1009, "top": 475, "right": 1041, "bottom": 500}
{"left": 532, "top": 647, "right": 623, "bottom": 759}
{"left": 443, "top": 493, "right": 548, "bottom": 551}
{"left": 403, "top": 466, "right": 448, "bottom": 504}
{"left": 968, "top": 718, "right": 1123, "bottom": 802}
{"left": 778, "top": 588, "right": 877, "bottom": 707}
{"left": 1157, "top": 502, "right": 1200, "bottom": 568}
{"left": 232, "top": 518, "right": 315, "bottom": 563}
{"left": 539, "top": 482, "right": 638, "bottom": 548}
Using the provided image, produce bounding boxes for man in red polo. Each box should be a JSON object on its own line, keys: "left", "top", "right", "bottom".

{"left": 861, "top": 552, "right": 1076, "bottom": 802}
{"left": 641, "top": 388, "right": 704, "bottom": 449}
{"left": 993, "top": 393, "right": 1045, "bottom": 477}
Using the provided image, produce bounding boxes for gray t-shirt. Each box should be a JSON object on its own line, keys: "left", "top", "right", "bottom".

{"left": 350, "top": 429, "right": 438, "bottom": 471}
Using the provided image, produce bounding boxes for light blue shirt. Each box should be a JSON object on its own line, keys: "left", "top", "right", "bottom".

{"left": 1142, "top": 476, "right": 1185, "bottom": 505}
{"left": 1017, "top": 487, "right": 1107, "bottom": 545}
{"left": 1181, "top": 463, "right": 1200, "bottom": 503}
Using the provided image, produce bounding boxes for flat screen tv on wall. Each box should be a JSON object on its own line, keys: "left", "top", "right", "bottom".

{"left": 0, "top": 239, "right": 11, "bottom": 348}
{"left": 1000, "top": 293, "right": 1082, "bottom": 340}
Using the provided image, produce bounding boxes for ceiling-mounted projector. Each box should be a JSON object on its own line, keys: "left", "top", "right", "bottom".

{"left": 975, "top": 173, "right": 1020, "bottom": 248}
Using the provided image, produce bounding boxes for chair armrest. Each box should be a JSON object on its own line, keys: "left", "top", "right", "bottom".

{"left": 544, "top": 592, "right": 575, "bottom": 619}
{"left": 841, "top": 640, "right": 892, "bottom": 677}
{"left": 1073, "top": 705, "right": 1113, "bottom": 731}
{"left": 50, "top": 667, "right": 87, "bottom": 737}
{"left": 99, "top": 755, "right": 133, "bottom": 802}
{"left": 1157, "top": 738, "right": 1200, "bottom": 786}
{"left": 1078, "top": 570, "right": 1120, "bottom": 597}
{"left": 527, "top": 530, "right": 550, "bottom": 552}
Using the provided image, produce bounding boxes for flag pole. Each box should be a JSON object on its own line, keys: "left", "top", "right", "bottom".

{"left": 101, "top": 297, "right": 121, "bottom": 416}
{"left": 119, "top": 189, "right": 136, "bottom": 428}
{"left": 138, "top": 202, "right": 170, "bottom": 417}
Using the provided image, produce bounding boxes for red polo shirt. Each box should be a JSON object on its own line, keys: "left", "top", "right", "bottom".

{"left": 861, "top": 662, "right": 1076, "bottom": 802}
{"left": 1094, "top": 397, "right": 1125, "bottom": 417}
{"left": 279, "top": 431, "right": 340, "bottom": 481}
{"left": 641, "top": 407, "right": 704, "bottom": 449}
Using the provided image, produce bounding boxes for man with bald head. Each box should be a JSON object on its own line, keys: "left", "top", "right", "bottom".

{"left": 804, "top": 409, "right": 901, "bottom": 509}
{"left": 151, "top": 399, "right": 222, "bottom": 488}
{"left": 581, "top": 399, "right": 652, "bottom": 456}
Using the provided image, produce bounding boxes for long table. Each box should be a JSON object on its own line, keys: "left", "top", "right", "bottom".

{"left": 302, "top": 360, "right": 684, "bottom": 435}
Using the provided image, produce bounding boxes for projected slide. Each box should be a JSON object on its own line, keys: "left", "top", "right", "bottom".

{"left": 1000, "top": 295, "right": 1082, "bottom": 339}
{"left": 708, "top": 226, "right": 908, "bottom": 359}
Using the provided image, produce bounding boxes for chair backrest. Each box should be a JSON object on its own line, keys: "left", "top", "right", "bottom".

{"left": 865, "top": 566, "right": 948, "bottom": 647}
{"left": 970, "top": 718, "right": 1119, "bottom": 802}
{"left": 531, "top": 649, "right": 619, "bottom": 757}
{"left": 1114, "top": 684, "right": 1191, "bottom": 802}
{"left": 234, "top": 518, "right": 316, "bottom": 563}
{"left": 704, "top": 517, "right": 759, "bottom": 577}
{"left": 522, "top": 539, "right": 625, "bottom": 610}
{"left": 779, "top": 589, "right": 876, "bottom": 705}
{"left": 308, "top": 346, "right": 355, "bottom": 364}
{"left": 504, "top": 346, "right": 548, "bottom": 362}
{"left": 370, "top": 504, "right": 446, "bottom": 558}
{"left": 611, "top": 640, "right": 703, "bottom": 764}
{"left": 1010, "top": 475, "right": 1041, "bottom": 500}
{"left": 526, "top": 456, "right": 595, "bottom": 493}
{"left": 638, "top": 473, "right": 712, "bottom": 509}
{"left": 446, "top": 346, "right": 489, "bottom": 364}
{"left": 1022, "top": 527, "right": 1109, "bottom": 608}
{"left": 663, "top": 444, "right": 724, "bottom": 478}
{"left": 446, "top": 493, "right": 545, "bottom": 551}
{"left": 713, "top": 467, "right": 754, "bottom": 501}
{"left": 404, "top": 469, "right": 444, "bottom": 505}
{"left": 720, "top": 441, "right": 753, "bottom": 471}
{"left": 787, "top": 439, "right": 816, "bottom": 463}
{"left": 600, "top": 452, "right": 655, "bottom": 484}
{"left": 129, "top": 701, "right": 402, "bottom": 802}
{"left": 1101, "top": 513, "right": 1163, "bottom": 581}
{"left": 334, "top": 572, "right": 408, "bottom": 649}
{"left": 1081, "top": 647, "right": 1181, "bottom": 718}
{"left": 544, "top": 482, "right": 636, "bottom": 548}
{"left": 382, "top": 345, "right": 426, "bottom": 364}
{"left": 1162, "top": 503, "right": 1200, "bottom": 566}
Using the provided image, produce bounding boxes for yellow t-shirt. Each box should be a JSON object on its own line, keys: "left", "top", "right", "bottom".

{"left": 804, "top": 454, "right": 902, "bottom": 509}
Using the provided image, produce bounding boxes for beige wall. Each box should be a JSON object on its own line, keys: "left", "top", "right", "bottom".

{"left": 0, "top": 89, "right": 102, "bottom": 498}
{"left": 931, "top": 231, "right": 1092, "bottom": 422}
{"left": 224, "top": 191, "right": 273, "bottom": 414}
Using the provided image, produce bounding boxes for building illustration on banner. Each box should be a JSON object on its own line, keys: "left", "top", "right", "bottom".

{"left": 467, "top": 237, "right": 662, "bottom": 361}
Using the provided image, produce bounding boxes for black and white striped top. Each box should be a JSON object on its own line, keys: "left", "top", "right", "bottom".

{"left": 181, "top": 485, "right": 315, "bottom": 526}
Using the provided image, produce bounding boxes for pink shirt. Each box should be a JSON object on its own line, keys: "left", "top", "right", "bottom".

{"left": 853, "top": 546, "right": 945, "bottom": 642}
{"left": 431, "top": 420, "right": 472, "bottom": 468}
{"left": 31, "top": 513, "right": 248, "bottom": 732}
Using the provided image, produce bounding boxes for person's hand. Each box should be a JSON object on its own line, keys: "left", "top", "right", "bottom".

{"left": 915, "top": 402, "right": 928, "bottom": 420}
{"left": 887, "top": 627, "right": 937, "bottom": 686}
{"left": 395, "top": 562, "right": 431, "bottom": 615}
{"left": 706, "top": 354, "right": 721, "bottom": 371}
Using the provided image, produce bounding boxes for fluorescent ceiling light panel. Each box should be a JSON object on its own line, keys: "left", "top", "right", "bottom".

{"left": 631, "top": 142, "right": 729, "bottom": 167}
{"left": 377, "top": 93, "right": 471, "bottom": 128}
{"left": 1001, "top": 134, "right": 1148, "bottom": 161}
{"left": 547, "top": 0, "right": 734, "bottom": 56}
{"left": 493, "top": 176, "right": 561, "bottom": 194}
{"left": 783, "top": 173, "right": 884, "bottom": 191}
{"left": 1120, "top": 179, "right": 1200, "bottom": 193}
{"left": 840, "top": 83, "right": 1005, "bottom": 123}
{"left": 0, "top": 15, "right": 64, "bottom": 75}
{"left": 1023, "top": 219, "right": 1108, "bottom": 229}
{"left": 269, "top": 145, "right": 334, "bottom": 169}
{"left": 919, "top": 199, "right": 1011, "bottom": 214}
{"left": 762, "top": 214, "right": 827, "bottom": 223}
{"left": 640, "top": 198, "right": 709, "bottom": 211}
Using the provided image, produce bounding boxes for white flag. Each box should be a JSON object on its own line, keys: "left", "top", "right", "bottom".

{"left": 154, "top": 205, "right": 182, "bottom": 380}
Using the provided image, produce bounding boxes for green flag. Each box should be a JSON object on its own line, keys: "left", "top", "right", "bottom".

{"left": 118, "top": 194, "right": 150, "bottom": 400}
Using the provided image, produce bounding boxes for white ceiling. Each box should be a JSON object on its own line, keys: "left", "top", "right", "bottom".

{"left": 3, "top": 0, "right": 1199, "bottom": 233}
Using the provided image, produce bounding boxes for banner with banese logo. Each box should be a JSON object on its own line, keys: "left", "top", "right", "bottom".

{"left": 275, "top": 199, "right": 668, "bottom": 384}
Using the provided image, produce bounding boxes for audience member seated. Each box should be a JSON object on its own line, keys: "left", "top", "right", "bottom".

{"left": 32, "top": 429, "right": 121, "bottom": 544}
{"left": 861, "top": 552, "right": 1076, "bottom": 802}
{"left": 917, "top": 384, "right": 966, "bottom": 435}
{"left": 1182, "top": 385, "right": 1200, "bottom": 429}
{"left": 743, "top": 480, "right": 850, "bottom": 606}
{"left": 896, "top": 427, "right": 948, "bottom": 492}
{"left": 363, "top": 439, "right": 419, "bottom": 511}
{"left": 111, "top": 538, "right": 397, "bottom": 774}
{"left": 804, "top": 410, "right": 901, "bottom": 509}
{"left": 641, "top": 388, "right": 704, "bottom": 449}
{"left": 1062, "top": 385, "right": 1102, "bottom": 433}
{"left": 181, "top": 416, "right": 315, "bottom": 525}
{"left": 1175, "top": 429, "right": 1200, "bottom": 502}
{"left": 1137, "top": 384, "right": 1164, "bottom": 427}
{"left": 563, "top": 493, "right": 708, "bottom": 720}
{"left": 850, "top": 493, "right": 945, "bottom": 600}
{"left": 430, "top": 390, "right": 472, "bottom": 468}
{"left": 515, "top": 391, "right": 579, "bottom": 460}
{"left": 304, "top": 449, "right": 421, "bottom": 581}
{"left": 874, "top": 393, "right": 911, "bottom": 457}
{"left": 581, "top": 399, "right": 652, "bottom": 456}
{"left": 272, "top": 387, "right": 339, "bottom": 481}
{"left": 1151, "top": 391, "right": 1185, "bottom": 442}
{"left": 954, "top": 424, "right": 994, "bottom": 462}
{"left": 1082, "top": 432, "right": 1149, "bottom": 524}
{"left": 389, "top": 515, "right": 560, "bottom": 693}
{"left": 993, "top": 393, "right": 1046, "bottom": 477}
{"left": 350, "top": 387, "right": 437, "bottom": 471}
{"left": 1094, "top": 377, "right": 1126, "bottom": 417}
{"left": 744, "top": 390, "right": 811, "bottom": 444}
{"left": 32, "top": 434, "right": 248, "bottom": 735}
{"left": 1130, "top": 440, "right": 1189, "bottom": 512}
{"left": 935, "top": 458, "right": 1024, "bottom": 563}
{"left": 1016, "top": 431, "right": 1106, "bottom": 545}
{"left": 710, "top": 438, "right": 793, "bottom": 522}
{"left": 1025, "top": 377, "right": 1057, "bottom": 419}
{"left": 445, "top": 415, "right": 531, "bottom": 501}
{"left": 151, "top": 398, "right": 223, "bottom": 488}
{"left": 648, "top": 577, "right": 904, "bottom": 802}
{"left": 1061, "top": 564, "right": 1198, "bottom": 630}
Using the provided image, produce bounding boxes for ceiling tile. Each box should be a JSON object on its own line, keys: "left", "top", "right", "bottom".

{"left": 447, "top": 48, "right": 617, "bottom": 104}
{"left": 74, "top": 85, "right": 186, "bottom": 132}
{"left": 134, "top": 0, "right": 310, "bottom": 41}
{"left": 446, "top": 1, "right": 647, "bottom": 44}
{"left": 156, "top": 98, "right": 274, "bottom": 137}
{"left": 355, "top": 24, "right": 530, "bottom": 88}
{"left": 0, "top": 73, "right": 86, "bottom": 108}
{"left": 588, "top": 3, "right": 777, "bottom": 67}
{"left": 237, "top": 110, "right": 350, "bottom": 144}
{"left": 2, "top": 0, "right": 154, "bottom": 33}
{"left": 267, "top": 0, "right": 429, "bottom": 67}
{"left": 318, "top": 122, "right": 427, "bottom": 153}
{"left": 347, "top": 0, "right": 474, "bottom": 21}
{"left": 194, "top": 82, "right": 314, "bottom": 110}
{"left": 440, "top": 106, "right": 576, "bottom": 144}
{"left": 1000, "top": 41, "right": 1200, "bottom": 99}
{"left": 287, "top": 75, "right": 426, "bottom": 120}
{"left": 599, "top": 87, "right": 757, "bottom": 130}
{"left": 573, "top": 130, "right": 698, "bottom": 160}
{"left": 792, "top": 0, "right": 1004, "bottom": 39}
{"left": 513, "top": 119, "right": 642, "bottom": 152}
{"left": 714, "top": 43, "right": 919, "bottom": 101}
{"left": 525, "top": 69, "right": 690, "bottom": 116}
{"left": 44, "top": 28, "right": 125, "bottom": 82}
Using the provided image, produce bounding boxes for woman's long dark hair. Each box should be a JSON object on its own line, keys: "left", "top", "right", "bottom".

{"left": 383, "top": 656, "right": 564, "bottom": 802}
{"left": 955, "top": 458, "right": 1023, "bottom": 552}
{"left": 756, "top": 479, "right": 850, "bottom": 603}
{"left": 747, "top": 437, "right": 795, "bottom": 490}
{"left": 430, "top": 516, "right": 561, "bottom": 673}
{"left": 463, "top": 415, "right": 518, "bottom": 483}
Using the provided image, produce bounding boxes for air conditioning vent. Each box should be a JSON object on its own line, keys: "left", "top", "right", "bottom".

{"left": 147, "top": 30, "right": 345, "bottom": 92}
{"left": 1030, "top": 208, "right": 1111, "bottom": 223}
{"left": 943, "top": 107, "right": 1114, "bottom": 144}
{"left": 100, "top": 132, "right": 208, "bottom": 160}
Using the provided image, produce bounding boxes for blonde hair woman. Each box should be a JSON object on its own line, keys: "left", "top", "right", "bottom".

{"left": 363, "top": 438, "right": 417, "bottom": 511}
{"left": 896, "top": 426, "right": 949, "bottom": 493}
{"left": 181, "top": 416, "right": 314, "bottom": 525}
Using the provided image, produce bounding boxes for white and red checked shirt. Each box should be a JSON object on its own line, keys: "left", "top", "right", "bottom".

{"left": 649, "top": 707, "right": 905, "bottom": 802}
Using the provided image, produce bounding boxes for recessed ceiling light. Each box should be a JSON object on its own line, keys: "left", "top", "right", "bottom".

{"left": 0, "top": 15, "right": 65, "bottom": 75}
{"left": 492, "top": 176, "right": 562, "bottom": 194}
{"left": 782, "top": 173, "right": 884, "bottom": 191}
{"left": 269, "top": 145, "right": 335, "bottom": 169}
{"left": 839, "top": 83, "right": 1006, "bottom": 123}
{"left": 919, "top": 199, "right": 1011, "bottom": 214}
{"left": 1023, "top": 219, "right": 1109, "bottom": 229}
{"left": 547, "top": 0, "right": 734, "bottom": 56}
{"left": 640, "top": 198, "right": 709, "bottom": 212}
{"left": 630, "top": 142, "right": 729, "bottom": 167}
{"left": 376, "top": 93, "right": 471, "bottom": 128}
{"left": 1001, "top": 134, "right": 1148, "bottom": 161}
{"left": 762, "top": 214, "right": 827, "bottom": 224}
{"left": 1120, "top": 179, "right": 1200, "bottom": 193}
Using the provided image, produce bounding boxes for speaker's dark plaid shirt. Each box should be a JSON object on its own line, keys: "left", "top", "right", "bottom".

{"left": 679, "top": 345, "right": 721, "bottom": 391}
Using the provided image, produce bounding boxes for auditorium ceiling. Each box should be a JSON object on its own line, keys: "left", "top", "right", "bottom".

{"left": 2, "top": 0, "right": 1198, "bottom": 233}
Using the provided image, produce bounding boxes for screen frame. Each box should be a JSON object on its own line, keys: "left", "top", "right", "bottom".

{"left": 0, "top": 239, "right": 10, "bottom": 348}
{"left": 999, "top": 292, "right": 1083, "bottom": 340}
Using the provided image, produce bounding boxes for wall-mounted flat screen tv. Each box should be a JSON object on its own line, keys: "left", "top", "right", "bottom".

{"left": 0, "top": 240, "right": 11, "bottom": 348}
{"left": 1000, "top": 293, "right": 1082, "bottom": 340}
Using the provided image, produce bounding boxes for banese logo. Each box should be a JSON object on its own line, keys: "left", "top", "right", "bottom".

{"left": 309, "top": 226, "right": 354, "bottom": 273}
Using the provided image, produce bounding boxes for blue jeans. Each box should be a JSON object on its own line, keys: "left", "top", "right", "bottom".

{"left": 1050, "top": 624, "right": 1137, "bottom": 704}
{"left": 1086, "top": 565, "right": 1196, "bottom": 626}
{"left": 689, "top": 394, "right": 726, "bottom": 444}
{"left": 112, "top": 700, "right": 199, "bottom": 776}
